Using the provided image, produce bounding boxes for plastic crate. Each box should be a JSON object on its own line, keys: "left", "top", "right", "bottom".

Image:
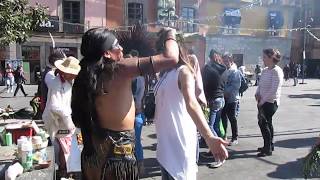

{"left": 6, "top": 127, "right": 34, "bottom": 144}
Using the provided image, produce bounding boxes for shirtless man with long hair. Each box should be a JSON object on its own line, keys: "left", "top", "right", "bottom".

{"left": 71, "top": 28, "right": 228, "bottom": 180}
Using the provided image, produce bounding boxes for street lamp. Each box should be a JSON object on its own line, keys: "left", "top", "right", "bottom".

{"left": 299, "top": 2, "right": 313, "bottom": 84}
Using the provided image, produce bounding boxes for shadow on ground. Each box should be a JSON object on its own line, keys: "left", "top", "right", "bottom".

{"left": 143, "top": 143, "right": 157, "bottom": 151}
{"left": 275, "top": 137, "right": 318, "bottom": 149}
{"left": 267, "top": 157, "right": 304, "bottom": 179}
{"left": 141, "top": 158, "right": 161, "bottom": 179}
{"left": 288, "top": 94, "right": 320, "bottom": 99}
{"left": 227, "top": 149, "right": 258, "bottom": 160}
{"left": 147, "top": 133, "right": 157, "bottom": 139}
{"left": 239, "top": 128, "right": 320, "bottom": 139}
{"left": 309, "top": 104, "right": 320, "bottom": 107}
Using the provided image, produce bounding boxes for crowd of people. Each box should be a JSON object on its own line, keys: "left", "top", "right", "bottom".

{"left": 14, "top": 26, "right": 286, "bottom": 180}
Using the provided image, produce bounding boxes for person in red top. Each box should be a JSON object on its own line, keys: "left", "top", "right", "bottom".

{"left": 5, "top": 63, "right": 14, "bottom": 93}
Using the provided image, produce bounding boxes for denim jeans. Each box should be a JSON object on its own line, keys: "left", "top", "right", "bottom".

{"left": 208, "top": 97, "right": 225, "bottom": 137}
{"left": 134, "top": 113, "right": 144, "bottom": 161}
{"left": 221, "top": 101, "right": 238, "bottom": 140}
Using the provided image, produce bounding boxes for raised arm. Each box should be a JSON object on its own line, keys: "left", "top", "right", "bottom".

{"left": 117, "top": 29, "right": 179, "bottom": 77}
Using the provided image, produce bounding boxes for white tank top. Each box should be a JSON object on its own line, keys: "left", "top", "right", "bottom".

{"left": 154, "top": 66, "right": 198, "bottom": 180}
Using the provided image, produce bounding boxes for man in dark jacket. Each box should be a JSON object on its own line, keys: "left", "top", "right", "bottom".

{"left": 203, "top": 50, "right": 226, "bottom": 138}
{"left": 201, "top": 49, "right": 227, "bottom": 168}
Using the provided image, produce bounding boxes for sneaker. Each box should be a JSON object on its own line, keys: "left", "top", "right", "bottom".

{"left": 229, "top": 139, "right": 238, "bottom": 146}
{"left": 7, "top": 89, "right": 9, "bottom": 93}
{"left": 10, "top": 89, "right": 13, "bottom": 93}
{"left": 200, "top": 152, "right": 213, "bottom": 159}
{"left": 208, "top": 160, "right": 225, "bottom": 168}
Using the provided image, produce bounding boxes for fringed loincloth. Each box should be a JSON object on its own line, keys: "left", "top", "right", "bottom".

{"left": 81, "top": 129, "right": 138, "bottom": 180}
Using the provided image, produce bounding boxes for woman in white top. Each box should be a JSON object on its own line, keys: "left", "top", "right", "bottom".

{"left": 154, "top": 41, "right": 228, "bottom": 180}
{"left": 255, "top": 49, "right": 284, "bottom": 157}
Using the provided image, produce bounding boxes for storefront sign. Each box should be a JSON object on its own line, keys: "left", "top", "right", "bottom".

{"left": 5, "top": 59, "right": 23, "bottom": 70}
{"left": 52, "top": 47, "right": 78, "bottom": 58}
{"left": 36, "top": 16, "right": 59, "bottom": 32}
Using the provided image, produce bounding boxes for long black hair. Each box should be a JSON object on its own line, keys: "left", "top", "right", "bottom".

{"left": 71, "top": 28, "right": 118, "bottom": 156}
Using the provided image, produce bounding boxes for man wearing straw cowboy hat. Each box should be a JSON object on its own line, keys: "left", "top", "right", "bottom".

{"left": 42, "top": 56, "right": 81, "bottom": 176}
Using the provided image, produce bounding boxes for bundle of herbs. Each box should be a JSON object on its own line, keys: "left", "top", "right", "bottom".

{"left": 303, "top": 140, "right": 320, "bottom": 179}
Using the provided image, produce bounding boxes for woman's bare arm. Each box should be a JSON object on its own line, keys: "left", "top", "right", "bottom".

{"left": 178, "top": 66, "right": 229, "bottom": 162}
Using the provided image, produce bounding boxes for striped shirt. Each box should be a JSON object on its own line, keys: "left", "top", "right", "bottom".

{"left": 256, "top": 65, "right": 284, "bottom": 106}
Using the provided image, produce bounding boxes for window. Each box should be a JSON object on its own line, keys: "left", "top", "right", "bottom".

{"left": 0, "top": 47, "right": 6, "bottom": 61}
{"left": 182, "top": 7, "right": 195, "bottom": 33}
{"left": 268, "top": 11, "right": 284, "bottom": 36}
{"left": 272, "top": 0, "right": 282, "bottom": 4}
{"left": 157, "top": 0, "right": 176, "bottom": 23}
{"left": 223, "top": 8, "right": 241, "bottom": 34}
{"left": 63, "top": 0, "right": 83, "bottom": 33}
{"left": 63, "top": 1, "right": 80, "bottom": 23}
{"left": 22, "top": 46, "right": 40, "bottom": 61}
{"left": 128, "top": 3, "right": 143, "bottom": 25}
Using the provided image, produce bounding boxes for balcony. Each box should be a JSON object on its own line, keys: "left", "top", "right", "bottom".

{"left": 264, "top": 0, "right": 300, "bottom": 7}
{"left": 217, "top": 0, "right": 256, "bottom": 4}
{"left": 63, "top": 23, "right": 85, "bottom": 34}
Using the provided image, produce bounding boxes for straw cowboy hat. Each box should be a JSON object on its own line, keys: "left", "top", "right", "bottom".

{"left": 54, "top": 56, "right": 81, "bottom": 75}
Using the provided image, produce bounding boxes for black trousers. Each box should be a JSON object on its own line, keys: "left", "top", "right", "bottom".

{"left": 221, "top": 101, "right": 238, "bottom": 140}
{"left": 258, "top": 102, "right": 278, "bottom": 152}
{"left": 14, "top": 83, "right": 27, "bottom": 96}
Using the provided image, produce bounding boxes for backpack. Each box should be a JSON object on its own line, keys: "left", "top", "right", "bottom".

{"left": 143, "top": 91, "right": 155, "bottom": 119}
{"left": 131, "top": 78, "right": 138, "bottom": 96}
{"left": 239, "top": 73, "right": 249, "bottom": 94}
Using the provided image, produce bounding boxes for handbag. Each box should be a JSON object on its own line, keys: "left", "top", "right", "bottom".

{"left": 143, "top": 72, "right": 168, "bottom": 120}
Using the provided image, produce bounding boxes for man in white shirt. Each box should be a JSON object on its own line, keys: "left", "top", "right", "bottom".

{"left": 42, "top": 56, "right": 81, "bottom": 173}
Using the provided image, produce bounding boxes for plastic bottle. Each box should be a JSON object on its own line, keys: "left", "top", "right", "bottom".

{"left": 5, "top": 132, "right": 12, "bottom": 146}
{"left": 17, "top": 138, "right": 26, "bottom": 161}
{"left": 21, "top": 140, "right": 33, "bottom": 170}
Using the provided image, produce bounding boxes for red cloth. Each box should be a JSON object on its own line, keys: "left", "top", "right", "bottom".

{"left": 58, "top": 136, "right": 72, "bottom": 154}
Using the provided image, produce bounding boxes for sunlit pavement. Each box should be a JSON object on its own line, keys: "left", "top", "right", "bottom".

{"left": 1, "top": 79, "right": 320, "bottom": 179}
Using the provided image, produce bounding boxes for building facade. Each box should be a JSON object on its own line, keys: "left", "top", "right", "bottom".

{"left": 0, "top": 0, "right": 107, "bottom": 84}
{"left": 291, "top": 0, "right": 320, "bottom": 78}
{"left": 0, "top": 0, "right": 206, "bottom": 84}
{"left": 199, "top": 0, "right": 298, "bottom": 71}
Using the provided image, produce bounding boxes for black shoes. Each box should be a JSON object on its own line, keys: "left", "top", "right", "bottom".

{"left": 257, "top": 151, "right": 272, "bottom": 157}
{"left": 257, "top": 144, "right": 274, "bottom": 157}
{"left": 257, "top": 145, "right": 274, "bottom": 152}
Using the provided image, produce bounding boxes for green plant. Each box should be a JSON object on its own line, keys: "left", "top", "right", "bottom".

{"left": 0, "top": 0, "right": 48, "bottom": 45}
{"left": 303, "top": 143, "right": 320, "bottom": 179}
{"left": 202, "top": 107, "right": 210, "bottom": 122}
